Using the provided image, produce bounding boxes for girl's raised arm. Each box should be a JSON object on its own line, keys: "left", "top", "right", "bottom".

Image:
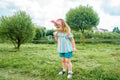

{"left": 53, "top": 31, "right": 58, "bottom": 41}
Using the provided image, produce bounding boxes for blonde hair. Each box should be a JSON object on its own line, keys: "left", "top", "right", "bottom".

{"left": 57, "top": 19, "right": 71, "bottom": 34}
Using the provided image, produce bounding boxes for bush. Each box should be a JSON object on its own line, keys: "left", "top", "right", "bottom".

{"left": 46, "top": 29, "right": 55, "bottom": 36}
{"left": 32, "top": 40, "right": 56, "bottom": 44}
{"left": 73, "top": 31, "right": 120, "bottom": 44}
{"left": 93, "top": 32, "right": 120, "bottom": 39}
{"left": 34, "top": 27, "right": 45, "bottom": 40}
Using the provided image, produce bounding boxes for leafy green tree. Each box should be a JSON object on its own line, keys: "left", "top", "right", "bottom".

{"left": 112, "top": 27, "right": 120, "bottom": 33}
{"left": 0, "top": 11, "right": 35, "bottom": 49}
{"left": 66, "top": 5, "right": 99, "bottom": 43}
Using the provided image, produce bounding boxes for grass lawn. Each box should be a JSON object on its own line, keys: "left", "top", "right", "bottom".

{"left": 0, "top": 43, "right": 120, "bottom": 80}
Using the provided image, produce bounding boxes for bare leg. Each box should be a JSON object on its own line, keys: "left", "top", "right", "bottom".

{"left": 61, "top": 57, "right": 67, "bottom": 70}
{"left": 65, "top": 58, "right": 72, "bottom": 71}
{"left": 65, "top": 58, "right": 73, "bottom": 78}
{"left": 58, "top": 57, "right": 67, "bottom": 75}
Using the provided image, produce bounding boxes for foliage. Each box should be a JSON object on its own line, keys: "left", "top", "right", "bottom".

{"left": 0, "top": 11, "right": 35, "bottom": 49}
{"left": 73, "top": 30, "right": 120, "bottom": 44}
{"left": 46, "top": 29, "right": 55, "bottom": 36}
{"left": 73, "top": 30, "right": 93, "bottom": 39}
{"left": 32, "top": 29, "right": 120, "bottom": 44}
{"left": 34, "top": 27, "right": 45, "bottom": 40}
{"left": 93, "top": 32, "right": 120, "bottom": 39}
{"left": 66, "top": 5, "right": 99, "bottom": 43}
{"left": 112, "top": 27, "right": 120, "bottom": 33}
{"left": 73, "top": 30, "right": 120, "bottom": 39}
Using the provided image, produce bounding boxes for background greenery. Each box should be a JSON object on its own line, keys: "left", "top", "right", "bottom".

{"left": 31, "top": 30, "right": 120, "bottom": 44}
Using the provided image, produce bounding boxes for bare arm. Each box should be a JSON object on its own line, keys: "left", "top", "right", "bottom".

{"left": 53, "top": 31, "right": 58, "bottom": 41}
{"left": 70, "top": 37, "right": 76, "bottom": 52}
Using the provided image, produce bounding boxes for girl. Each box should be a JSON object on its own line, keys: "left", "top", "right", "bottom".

{"left": 51, "top": 19, "right": 76, "bottom": 79}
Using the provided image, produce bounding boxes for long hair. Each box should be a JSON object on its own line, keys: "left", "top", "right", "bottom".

{"left": 57, "top": 19, "right": 71, "bottom": 34}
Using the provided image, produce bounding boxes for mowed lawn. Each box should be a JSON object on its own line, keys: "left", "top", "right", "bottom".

{"left": 0, "top": 43, "right": 120, "bottom": 80}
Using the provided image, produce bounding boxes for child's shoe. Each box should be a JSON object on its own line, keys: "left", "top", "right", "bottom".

{"left": 58, "top": 70, "right": 66, "bottom": 75}
{"left": 67, "top": 72, "right": 73, "bottom": 79}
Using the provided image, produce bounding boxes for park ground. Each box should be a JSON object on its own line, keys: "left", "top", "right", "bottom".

{"left": 0, "top": 43, "right": 120, "bottom": 80}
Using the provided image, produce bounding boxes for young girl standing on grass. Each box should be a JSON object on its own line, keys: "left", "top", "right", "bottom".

{"left": 51, "top": 19, "right": 76, "bottom": 79}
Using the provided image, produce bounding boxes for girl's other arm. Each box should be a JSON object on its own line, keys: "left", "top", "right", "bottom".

{"left": 70, "top": 37, "right": 76, "bottom": 52}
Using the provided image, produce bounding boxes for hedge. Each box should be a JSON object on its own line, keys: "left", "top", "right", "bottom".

{"left": 32, "top": 40, "right": 56, "bottom": 44}
{"left": 32, "top": 39, "right": 120, "bottom": 44}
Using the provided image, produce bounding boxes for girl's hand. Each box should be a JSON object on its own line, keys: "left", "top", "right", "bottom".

{"left": 73, "top": 48, "right": 77, "bottom": 52}
{"left": 53, "top": 31, "right": 57, "bottom": 36}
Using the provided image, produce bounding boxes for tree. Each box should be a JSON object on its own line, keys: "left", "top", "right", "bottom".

{"left": 66, "top": 5, "right": 99, "bottom": 43}
{"left": 0, "top": 11, "right": 35, "bottom": 49}
{"left": 112, "top": 27, "right": 120, "bottom": 33}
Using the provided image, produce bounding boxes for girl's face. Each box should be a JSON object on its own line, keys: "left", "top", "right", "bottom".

{"left": 54, "top": 24, "right": 62, "bottom": 31}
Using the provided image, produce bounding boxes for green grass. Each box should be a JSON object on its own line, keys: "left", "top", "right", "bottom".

{"left": 0, "top": 43, "right": 120, "bottom": 80}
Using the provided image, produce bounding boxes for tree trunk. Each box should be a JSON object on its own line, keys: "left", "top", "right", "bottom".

{"left": 81, "top": 32, "right": 85, "bottom": 43}
{"left": 17, "top": 38, "right": 21, "bottom": 49}
{"left": 81, "top": 29, "right": 85, "bottom": 44}
{"left": 17, "top": 43, "right": 20, "bottom": 49}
